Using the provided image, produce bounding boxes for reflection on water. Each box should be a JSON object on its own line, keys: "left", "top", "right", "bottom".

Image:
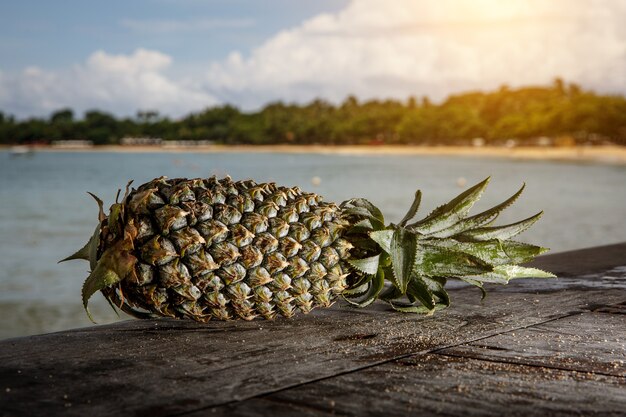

{"left": 1, "top": 150, "right": 624, "bottom": 339}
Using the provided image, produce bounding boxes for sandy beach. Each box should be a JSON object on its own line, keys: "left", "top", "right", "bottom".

{"left": 5, "top": 144, "right": 626, "bottom": 164}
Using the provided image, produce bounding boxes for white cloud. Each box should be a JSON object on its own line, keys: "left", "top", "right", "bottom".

{"left": 1, "top": 0, "right": 625, "bottom": 117}
{"left": 205, "top": 0, "right": 626, "bottom": 108}
{"left": 0, "top": 49, "right": 217, "bottom": 118}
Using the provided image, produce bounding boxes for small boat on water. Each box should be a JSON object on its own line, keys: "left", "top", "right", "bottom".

{"left": 9, "top": 146, "right": 35, "bottom": 157}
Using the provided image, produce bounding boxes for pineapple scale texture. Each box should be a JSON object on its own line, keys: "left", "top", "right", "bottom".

{"left": 101, "top": 177, "right": 353, "bottom": 321}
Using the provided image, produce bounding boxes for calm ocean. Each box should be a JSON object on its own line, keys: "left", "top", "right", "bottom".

{"left": 1, "top": 150, "right": 625, "bottom": 339}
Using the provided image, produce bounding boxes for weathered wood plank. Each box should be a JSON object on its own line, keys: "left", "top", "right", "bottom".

{"left": 1, "top": 243, "right": 625, "bottom": 417}
{"left": 1, "top": 287, "right": 624, "bottom": 417}
{"left": 212, "top": 354, "right": 626, "bottom": 417}
{"left": 440, "top": 311, "right": 626, "bottom": 377}
{"left": 0, "top": 289, "right": 626, "bottom": 416}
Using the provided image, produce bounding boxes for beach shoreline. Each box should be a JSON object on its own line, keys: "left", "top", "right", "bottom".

{"left": 4, "top": 144, "right": 626, "bottom": 164}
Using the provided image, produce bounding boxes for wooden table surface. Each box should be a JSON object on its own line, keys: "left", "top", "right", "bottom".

{"left": 1, "top": 243, "right": 625, "bottom": 417}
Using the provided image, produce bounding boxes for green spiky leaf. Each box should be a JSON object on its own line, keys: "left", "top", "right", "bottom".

{"left": 80, "top": 236, "right": 137, "bottom": 322}
{"left": 342, "top": 206, "right": 374, "bottom": 219}
{"left": 60, "top": 241, "right": 91, "bottom": 263}
{"left": 347, "top": 198, "right": 385, "bottom": 224}
{"left": 399, "top": 190, "right": 422, "bottom": 227}
{"left": 342, "top": 198, "right": 385, "bottom": 229}
{"left": 406, "top": 277, "right": 435, "bottom": 311}
{"left": 343, "top": 268, "right": 385, "bottom": 308}
{"left": 349, "top": 218, "right": 375, "bottom": 233}
{"left": 388, "top": 302, "right": 434, "bottom": 314}
{"left": 82, "top": 261, "right": 122, "bottom": 323}
{"left": 426, "top": 183, "right": 525, "bottom": 238}
{"left": 460, "top": 277, "right": 488, "bottom": 299}
{"left": 378, "top": 283, "right": 403, "bottom": 302}
{"left": 59, "top": 225, "right": 101, "bottom": 270}
{"left": 343, "top": 282, "right": 371, "bottom": 297}
{"left": 388, "top": 294, "right": 449, "bottom": 314}
{"left": 343, "top": 207, "right": 385, "bottom": 229}
{"left": 388, "top": 228, "right": 418, "bottom": 294}
{"left": 341, "top": 277, "right": 371, "bottom": 298}
{"left": 347, "top": 254, "right": 381, "bottom": 275}
{"left": 423, "top": 276, "right": 450, "bottom": 307}
{"left": 456, "top": 211, "right": 543, "bottom": 241}
{"left": 427, "top": 239, "right": 549, "bottom": 266}
{"left": 108, "top": 203, "right": 124, "bottom": 237}
{"left": 369, "top": 229, "right": 394, "bottom": 253}
{"left": 87, "top": 192, "right": 106, "bottom": 222}
{"left": 416, "top": 244, "right": 492, "bottom": 277}
{"left": 472, "top": 265, "right": 556, "bottom": 284}
{"left": 408, "top": 177, "right": 490, "bottom": 234}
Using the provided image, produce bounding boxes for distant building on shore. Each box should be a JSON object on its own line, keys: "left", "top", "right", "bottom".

{"left": 120, "top": 137, "right": 163, "bottom": 146}
{"left": 119, "top": 137, "right": 215, "bottom": 147}
{"left": 162, "top": 140, "right": 215, "bottom": 148}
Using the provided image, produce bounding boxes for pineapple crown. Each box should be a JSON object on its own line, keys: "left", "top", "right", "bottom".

{"left": 340, "top": 177, "right": 554, "bottom": 313}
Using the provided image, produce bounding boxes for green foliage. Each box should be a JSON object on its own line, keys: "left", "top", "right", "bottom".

{"left": 343, "top": 178, "right": 555, "bottom": 315}
{"left": 2, "top": 79, "right": 624, "bottom": 145}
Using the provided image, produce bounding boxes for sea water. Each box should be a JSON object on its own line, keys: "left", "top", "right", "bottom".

{"left": 1, "top": 150, "right": 625, "bottom": 338}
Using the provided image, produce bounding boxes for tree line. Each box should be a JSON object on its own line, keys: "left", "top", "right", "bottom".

{"left": 1, "top": 79, "right": 625, "bottom": 146}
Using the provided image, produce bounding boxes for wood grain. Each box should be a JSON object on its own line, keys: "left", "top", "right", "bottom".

{"left": 441, "top": 312, "right": 626, "bottom": 377}
{"left": 213, "top": 354, "right": 626, "bottom": 417}
{"left": 1, "top": 243, "right": 625, "bottom": 417}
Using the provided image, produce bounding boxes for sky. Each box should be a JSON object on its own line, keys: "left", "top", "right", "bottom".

{"left": 0, "top": 0, "right": 625, "bottom": 119}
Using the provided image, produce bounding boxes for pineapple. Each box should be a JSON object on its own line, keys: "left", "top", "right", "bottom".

{"left": 62, "top": 176, "right": 554, "bottom": 322}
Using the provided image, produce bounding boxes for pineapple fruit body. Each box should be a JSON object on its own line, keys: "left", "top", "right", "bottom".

{"left": 99, "top": 177, "right": 353, "bottom": 321}
{"left": 65, "top": 176, "right": 554, "bottom": 322}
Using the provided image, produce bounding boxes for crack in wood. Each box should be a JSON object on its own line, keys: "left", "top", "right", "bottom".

{"left": 434, "top": 350, "right": 626, "bottom": 380}
{"left": 168, "top": 312, "right": 584, "bottom": 417}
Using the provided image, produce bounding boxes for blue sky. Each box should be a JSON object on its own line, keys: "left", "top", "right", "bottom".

{"left": 0, "top": 0, "right": 348, "bottom": 71}
{"left": 1, "top": 0, "right": 624, "bottom": 118}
